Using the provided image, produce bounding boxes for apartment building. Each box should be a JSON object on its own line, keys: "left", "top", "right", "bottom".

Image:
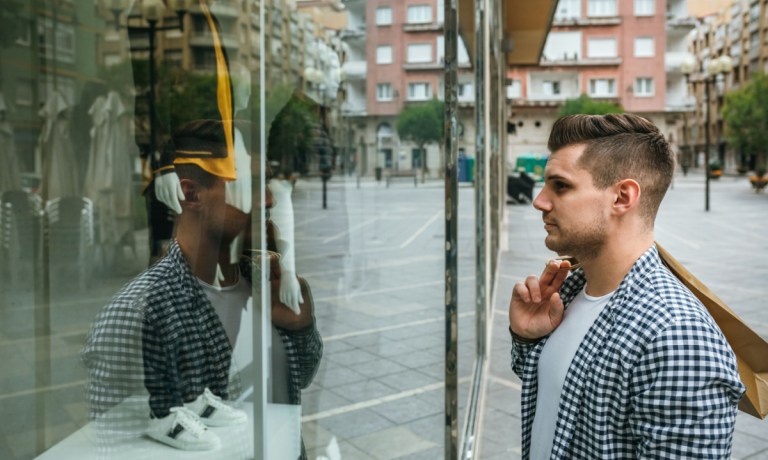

{"left": 684, "top": 0, "right": 768, "bottom": 171}
{"left": 505, "top": 0, "right": 693, "bottom": 164}
{"left": 341, "top": 0, "right": 475, "bottom": 178}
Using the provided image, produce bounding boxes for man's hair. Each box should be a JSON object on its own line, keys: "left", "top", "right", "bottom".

{"left": 547, "top": 113, "right": 674, "bottom": 222}
{"left": 168, "top": 119, "right": 226, "bottom": 188}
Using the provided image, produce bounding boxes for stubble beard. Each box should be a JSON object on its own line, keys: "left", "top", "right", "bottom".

{"left": 544, "top": 216, "right": 607, "bottom": 261}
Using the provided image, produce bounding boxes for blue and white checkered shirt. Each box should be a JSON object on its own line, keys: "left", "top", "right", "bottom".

{"left": 511, "top": 245, "right": 745, "bottom": 459}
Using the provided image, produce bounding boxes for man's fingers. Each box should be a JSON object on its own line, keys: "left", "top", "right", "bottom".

{"left": 512, "top": 282, "right": 531, "bottom": 303}
{"left": 548, "top": 292, "right": 565, "bottom": 329}
{"left": 524, "top": 275, "right": 542, "bottom": 303}
{"left": 539, "top": 260, "right": 563, "bottom": 287}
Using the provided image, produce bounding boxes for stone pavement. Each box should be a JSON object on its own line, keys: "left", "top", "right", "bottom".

{"left": 478, "top": 170, "right": 768, "bottom": 459}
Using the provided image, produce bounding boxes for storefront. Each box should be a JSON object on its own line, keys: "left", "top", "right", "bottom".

{"left": 0, "top": 1, "right": 554, "bottom": 458}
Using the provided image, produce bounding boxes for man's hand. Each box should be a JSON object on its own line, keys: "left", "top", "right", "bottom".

{"left": 508, "top": 259, "right": 571, "bottom": 340}
{"left": 271, "top": 276, "right": 313, "bottom": 331}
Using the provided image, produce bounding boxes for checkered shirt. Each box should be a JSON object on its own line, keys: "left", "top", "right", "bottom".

{"left": 511, "top": 245, "right": 745, "bottom": 459}
{"left": 81, "top": 240, "right": 322, "bottom": 428}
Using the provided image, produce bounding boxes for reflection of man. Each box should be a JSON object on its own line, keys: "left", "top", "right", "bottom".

{"left": 508, "top": 114, "right": 744, "bottom": 459}
{"left": 81, "top": 120, "right": 322, "bottom": 454}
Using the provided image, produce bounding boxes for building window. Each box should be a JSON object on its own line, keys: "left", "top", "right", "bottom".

{"left": 407, "top": 82, "right": 431, "bottom": 100}
{"left": 407, "top": 43, "right": 432, "bottom": 63}
{"left": 634, "top": 37, "right": 654, "bottom": 57}
{"left": 589, "top": 78, "right": 616, "bottom": 96}
{"left": 104, "top": 54, "right": 123, "bottom": 66}
{"left": 377, "top": 83, "right": 393, "bottom": 101}
{"left": 506, "top": 79, "right": 522, "bottom": 99}
{"left": 634, "top": 0, "right": 654, "bottom": 16}
{"left": 15, "top": 21, "right": 31, "bottom": 46}
{"left": 16, "top": 79, "right": 34, "bottom": 106}
{"left": 555, "top": 0, "right": 581, "bottom": 20}
{"left": 407, "top": 5, "right": 432, "bottom": 24}
{"left": 543, "top": 31, "right": 582, "bottom": 61}
{"left": 458, "top": 83, "right": 473, "bottom": 100}
{"left": 587, "top": 37, "right": 617, "bottom": 58}
{"left": 376, "top": 7, "right": 392, "bottom": 25}
{"left": 542, "top": 80, "right": 561, "bottom": 96}
{"left": 635, "top": 77, "right": 653, "bottom": 96}
{"left": 587, "top": 0, "right": 617, "bottom": 17}
{"left": 376, "top": 45, "right": 393, "bottom": 64}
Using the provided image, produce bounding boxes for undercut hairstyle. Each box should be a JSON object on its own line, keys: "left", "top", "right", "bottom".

{"left": 547, "top": 113, "right": 674, "bottom": 223}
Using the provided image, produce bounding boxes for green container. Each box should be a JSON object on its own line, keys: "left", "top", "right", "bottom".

{"left": 466, "top": 157, "right": 475, "bottom": 182}
{"left": 515, "top": 154, "right": 547, "bottom": 181}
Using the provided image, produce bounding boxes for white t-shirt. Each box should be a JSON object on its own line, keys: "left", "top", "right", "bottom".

{"left": 198, "top": 273, "right": 290, "bottom": 404}
{"left": 530, "top": 287, "right": 614, "bottom": 460}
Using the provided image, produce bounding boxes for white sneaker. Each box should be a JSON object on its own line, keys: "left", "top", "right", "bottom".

{"left": 147, "top": 406, "right": 221, "bottom": 451}
{"left": 186, "top": 388, "right": 247, "bottom": 427}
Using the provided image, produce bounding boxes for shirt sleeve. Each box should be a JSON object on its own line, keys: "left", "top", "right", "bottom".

{"left": 510, "top": 330, "right": 541, "bottom": 378}
{"left": 629, "top": 317, "right": 745, "bottom": 458}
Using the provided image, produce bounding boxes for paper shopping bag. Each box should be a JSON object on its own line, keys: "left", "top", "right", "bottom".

{"left": 657, "top": 243, "right": 768, "bottom": 419}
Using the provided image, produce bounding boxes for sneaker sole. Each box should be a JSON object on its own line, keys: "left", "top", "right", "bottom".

{"left": 146, "top": 432, "right": 221, "bottom": 451}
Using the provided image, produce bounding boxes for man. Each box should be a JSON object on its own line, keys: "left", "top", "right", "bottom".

{"left": 508, "top": 113, "right": 744, "bottom": 459}
{"left": 81, "top": 120, "right": 322, "bottom": 454}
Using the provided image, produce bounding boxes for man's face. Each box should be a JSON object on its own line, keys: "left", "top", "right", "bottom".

{"left": 532, "top": 144, "right": 613, "bottom": 259}
{"left": 200, "top": 178, "right": 250, "bottom": 242}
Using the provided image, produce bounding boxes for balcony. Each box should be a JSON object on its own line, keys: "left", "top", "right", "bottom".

{"left": 665, "top": 51, "right": 694, "bottom": 73}
{"left": 552, "top": 16, "right": 621, "bottom": 27}
{"left": 666, "top": 14, "right": 697, "bottom": 28}
{"left": 403, "top": 22, "right": 443, "bottom": 32}
{"left": 540, "top": 57, "right": 621, "bottom": 67}
{"left": 403, "top": 61, "right": 442, "bottom": 71}
{"left": 190, "top": 30, "right": 239, "bottom": 49}
{"left": 341, "top": 60, "right": 366, "bottom": 80}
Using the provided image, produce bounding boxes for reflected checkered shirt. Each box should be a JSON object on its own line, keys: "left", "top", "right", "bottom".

{"left": 81, "top": 240, "right": 322, "bottom": 419}
{"left": 511, "top": 246, "right": 745, "bottom": 459}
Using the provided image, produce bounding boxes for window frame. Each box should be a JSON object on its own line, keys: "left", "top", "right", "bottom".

{"left": 376, "top": 7, "right": 393, "bottom": 26}
{"left": 407, "top": 4, "right": 433, "bottom": 24}
{"left": 407, "top": 43, "right": 433, "bottom": 63}
{"left": 376, "top": 45, "right": 393, "bottom": 64}
{"left": 586, "top": 37, "right": 618, "bottom": 58}
{"left": 634, "top": 0, "right": 655, "bottom": 16}
{"left": 635, "top": 77, "right": 654, "bottom": 97}
{"left": 407, "top": 82, "right": 432, "bottom": 101}
{"left": 376, "top": 83, "right": 393, "bottom": 101}
{"left": 587, "top": 0, "right": 617, "bottom": 17}
{"left": 634, "top": 37, "right": 655, "bottom": 57}
{"left": 588, "top": 78, "right": 617, "bottom": 97}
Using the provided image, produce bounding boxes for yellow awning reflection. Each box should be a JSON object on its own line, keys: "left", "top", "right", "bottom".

{"left": 458, "top": 0, "right": 557, "bottom": 66}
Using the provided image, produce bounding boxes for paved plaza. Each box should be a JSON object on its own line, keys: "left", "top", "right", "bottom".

{"left": 0, "top": 170, "right": 767, "bottom": 459}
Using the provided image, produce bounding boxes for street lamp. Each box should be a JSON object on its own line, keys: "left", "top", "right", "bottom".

{"left": 681, "top": 53, "right": 732, "bottom": 212}
{"left": 100, "top": 0, "right": 192, "bottom": 261}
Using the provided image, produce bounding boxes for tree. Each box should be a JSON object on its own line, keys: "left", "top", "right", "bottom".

{"left": 722, "top": 72, "right": 768, "bottom": 176}
{"left": 397, "top": 98, "right": 445, "bottom": 180}
{"left": 559, "top": 94, "right": 623, "bottom": 116}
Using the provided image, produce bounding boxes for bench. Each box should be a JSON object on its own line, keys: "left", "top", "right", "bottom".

{"left": 385, "top": 170, "right": 418, "bottom": 187}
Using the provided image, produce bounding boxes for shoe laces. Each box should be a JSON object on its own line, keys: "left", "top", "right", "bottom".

{"left": 169, "top": 406, "right": 208, "bottom": 438}
{"left": 203, "top": 388, "right": 234, "bottom": 412}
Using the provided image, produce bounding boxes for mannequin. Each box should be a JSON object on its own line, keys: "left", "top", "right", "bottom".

{"left": 153, "top": 64, "right": 303, "bottom": 314}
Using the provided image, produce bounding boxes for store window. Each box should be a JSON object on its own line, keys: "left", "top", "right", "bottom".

{"left": 0, "top": 1, "right": 486, "bottom": 459}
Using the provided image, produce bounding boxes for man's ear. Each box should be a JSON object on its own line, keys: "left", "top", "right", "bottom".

{"left": 179, "top": 179, "right": 202, "bottom": 211}
{"left": 612, "top": 179, "right": 641, "bottom": 216}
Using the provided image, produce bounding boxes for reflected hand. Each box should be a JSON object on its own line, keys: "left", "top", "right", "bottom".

{"left": 155, "top": 172, "right": 184, "bottom": 215}
{"left": 278, "top": 271, "right": 304, "bottom": 315}
{"left": 508, "top": 260, "right": 570, "bottom": 340}
{"left": 271, "top": 277, "right": 313, "bottom": 330}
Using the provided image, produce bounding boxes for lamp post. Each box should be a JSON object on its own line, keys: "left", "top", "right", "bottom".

{"left": 681, "top": 53, "right": 732, "bottom": 212}
{"left": 101, "top": 0, "right": 192, "bottom": 261}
